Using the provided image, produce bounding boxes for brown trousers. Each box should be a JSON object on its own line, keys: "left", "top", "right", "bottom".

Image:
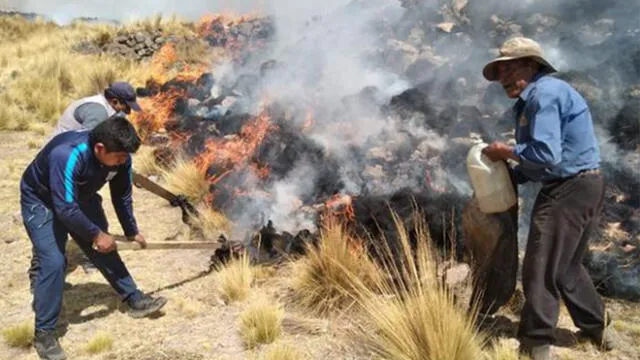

{"left": 518, "top": 172, "right": 606, "bottom": 345}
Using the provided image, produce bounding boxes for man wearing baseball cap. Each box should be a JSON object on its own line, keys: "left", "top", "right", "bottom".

{"left": 51, "top": 81, "right": 142, "bottom": 136}
{"left": 480, "top": 37, "right": 614, "bottom": 359}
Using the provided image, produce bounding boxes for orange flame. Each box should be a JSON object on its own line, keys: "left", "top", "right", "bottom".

{"left": 131, "top": 87, "right": 186, "bottom": 139}
{"left": 195, "top": 110, "right": 276, "bottom": 177}
{"left": 324, "top": 194, "right": 355, "bottom": 222}
{"left": 302, "top": 109, "right": 316, "bottom": 131}
{"left": 150, "top": 43, "right": 178, "bottom": 83}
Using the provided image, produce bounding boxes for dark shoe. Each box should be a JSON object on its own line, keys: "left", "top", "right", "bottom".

{"left": 581, "top": 328, "right": 616, "bottom": 351}
{"left": 34, "top": 329, "right": 66, "bottom": 360}
{"left": 580, "top": 311, "right": 615, "bottom": 351}
{"left": 127, "top": 294, "right": 167, "bottom": 319}
{"left": 519, "top": 344, "right": 551, "bottom": 360}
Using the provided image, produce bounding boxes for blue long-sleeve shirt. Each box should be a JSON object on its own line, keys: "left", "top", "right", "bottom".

{"left": 511, "top": 73, "right": 601, "bottom": 183}
{"left": 20, "top": 130, "right": 138, "bottom": 241}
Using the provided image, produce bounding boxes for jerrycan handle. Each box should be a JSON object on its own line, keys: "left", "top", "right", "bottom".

{"left": 467, "top": 143, "right": 492, "bottom": 172}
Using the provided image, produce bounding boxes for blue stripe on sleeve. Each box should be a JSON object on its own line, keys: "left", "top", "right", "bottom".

{"left": 63, "top": 143, "right": 88, "bottom": 203}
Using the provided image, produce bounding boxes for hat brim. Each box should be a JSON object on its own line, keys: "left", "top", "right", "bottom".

{"left": 482, "top": 55, "right": 557, "bottom": 81}
{"left": 126, "top": 100, "right": 142, "bottom": 112}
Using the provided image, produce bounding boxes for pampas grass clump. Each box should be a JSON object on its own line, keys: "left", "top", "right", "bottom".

{"left": 291, "top": 220, "right": 380, "bottom": 316}
{"left": 239, "top": 298, "right": 284, "bottom": 349}
{"left": 1, "top": 322, "right": 34, "bottom": 348}
{"left": 216, "top": 252, "right": 253, "bottom": 303}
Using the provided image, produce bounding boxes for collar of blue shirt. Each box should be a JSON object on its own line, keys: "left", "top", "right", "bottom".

{"left": 518, "top": 71, "right": 547, "bottom": 102}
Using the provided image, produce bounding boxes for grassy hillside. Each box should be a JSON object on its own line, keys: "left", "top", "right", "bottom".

{"left": 0, "top": 14, "right": 205, "bottom": 131}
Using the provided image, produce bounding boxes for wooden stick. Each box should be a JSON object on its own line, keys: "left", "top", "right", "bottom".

{"left": 113, "top": 235, "right": 223, "bottom": 251}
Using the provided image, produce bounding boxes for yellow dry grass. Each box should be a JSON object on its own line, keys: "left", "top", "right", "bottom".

{"left": 346, "top": 210, "right": 485, "bottom": 360}
{"left": 290, "top": 220, "right": 380, "bottom": 316}
{"left": 1, "top": 322, "right": 34, "bottom": 348}
{"left": 160, "top": 154, "right": 210, "bottom": 204}
{"left": 239, "top": 297, "right": 284, "bottom": 349}
{"left": 132, "top": 145, "right": 163, "bottom": 176}
{"left": 190, "top": 204, "right": 232, "bottom": 241}
{"left": 216, "top": 251, "right": 254, "bottom": 303}
{"left": 263, "top": 343, "right": 304, "bottom": 360}
{"left": 612, "top": 320, "right": 640, "bottom": 337}
{"left": 123, "top": 14, "right": 196, "bottom": 38}
{"left": 173, "top": 298, "right": 205, "bottom": 319}
{"left": 84, "top": 332, "right": 114, "bottom": 354}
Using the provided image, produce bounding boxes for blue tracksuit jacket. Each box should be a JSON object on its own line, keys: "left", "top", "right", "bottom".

{"left": 20, "top": 130, "right": 138, "bottom": 241}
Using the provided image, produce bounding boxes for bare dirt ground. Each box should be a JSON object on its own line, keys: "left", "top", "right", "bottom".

{"left": 1, "top": 130, "right": 639, "bottom": 360}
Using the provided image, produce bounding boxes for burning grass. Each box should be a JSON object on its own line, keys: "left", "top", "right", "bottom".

{"left": 290, "top": 220, "right": 380, "bottom": 317}
{"left": 345, "top": 210, "right": 486, "bottom": 360}
{"left": 239, "top": 296, "right": 284, "bottom": 349}
{"left": 190, "top": 204, "right": 232, "bottom": 240}
{"left": 216, "top": 251, "right": 253, "bottom": 303}
{"left": 1, "top": 322, "right": 34, "bottom": 348}
{"left": 160, "top": 154, "right": 210, "bottom": 204}
{"left": 132, "top": 145, "right": 163, "bottom": 176}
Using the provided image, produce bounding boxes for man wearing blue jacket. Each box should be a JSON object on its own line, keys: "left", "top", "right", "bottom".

{"left": 20, "top": 116, "right": 166, "bottom": 360}
{"left": 481, "top": 37, "right": 614, "bottom": 360}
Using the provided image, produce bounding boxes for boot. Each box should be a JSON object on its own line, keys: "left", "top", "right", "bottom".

{"left": 34, "top": 329, "right": 66, "bottom": 360}
{"left": 127, "top": 294, "right": 167, "bottom": 319}
{"left": 581, "top": 328, "right": 616, "bottom": 351}
{"left": 580, "top": 311, "right": 616, "bottom": 351}
{"left": 519, "top": 344, "right": 551, "bottom": 360}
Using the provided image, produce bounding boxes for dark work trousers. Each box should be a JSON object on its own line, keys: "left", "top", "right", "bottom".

{"left": 21, "top": 194, "right": 142, "bottom": 331}
{"left": 517, "top": 172, "right": 606, "bottom": 346}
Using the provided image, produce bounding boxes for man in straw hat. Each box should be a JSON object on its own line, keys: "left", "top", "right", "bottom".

{"left": 480, "top": 37, "right": 614, "bottom": 359}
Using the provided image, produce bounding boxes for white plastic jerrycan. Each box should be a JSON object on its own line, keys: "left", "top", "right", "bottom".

{"left": 466, "top": 142, "right": 517, "bottom": 214}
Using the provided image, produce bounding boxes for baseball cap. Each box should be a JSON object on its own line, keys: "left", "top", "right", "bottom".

{"left": 106, "top": 82, "right": 142, "bottom": 111}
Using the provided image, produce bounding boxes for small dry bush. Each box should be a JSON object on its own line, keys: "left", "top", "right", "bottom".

{"left": 346, "top": 210, "right": 485, "bottom": 360}
{"left": 1, "top": 322, "right": 34, "bottom": 348}
{"left": 239, "top": 297, "right": 284, "bottom": 349}
{"left": 264, "top": 343, "right": 304, "bottom": 360}
{"left": 291, "top": 220, "right": 380, "bottom": 316}
{"left": 161, "top": 154, "right": 210, "bottom": 204}
{"left": 85, "top": 332, "right": 114, "bottom": 354}
{"left": 216, "top": 251, "right": 253, "bottom": 303}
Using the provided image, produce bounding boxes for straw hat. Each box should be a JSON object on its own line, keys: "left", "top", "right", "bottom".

{"left": 482, "top": 37, "right": 557, "bottom": 81}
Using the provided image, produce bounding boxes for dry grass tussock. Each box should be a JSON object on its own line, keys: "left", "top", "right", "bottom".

{"left": 160, "top": 154, "right": 210, "bottom": 204}
{"left": 239, "top": 296, "right": 284, "bottom": 349}
{"left": 84, "top": 332, "right": 114, "bottom": 354}
{"left": 132, "top": 145, "right": 163, "bottom": 176}
{"left": 263, "top": 343, "right": 305, "bottom": 360}
{"left": 290, "top": 220, "right": 380, "bottom": 316}
{"left": 1, "top": 322, "right": 34, "bottom": 348}
{"left": 216, "top": 251, "right": 253, "bottom": 303}
{"left": 344, "top": 210, "right": 486, "bottom": 360}
{"left": 190, "top": 204, "right": 232, "bottom": 240}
